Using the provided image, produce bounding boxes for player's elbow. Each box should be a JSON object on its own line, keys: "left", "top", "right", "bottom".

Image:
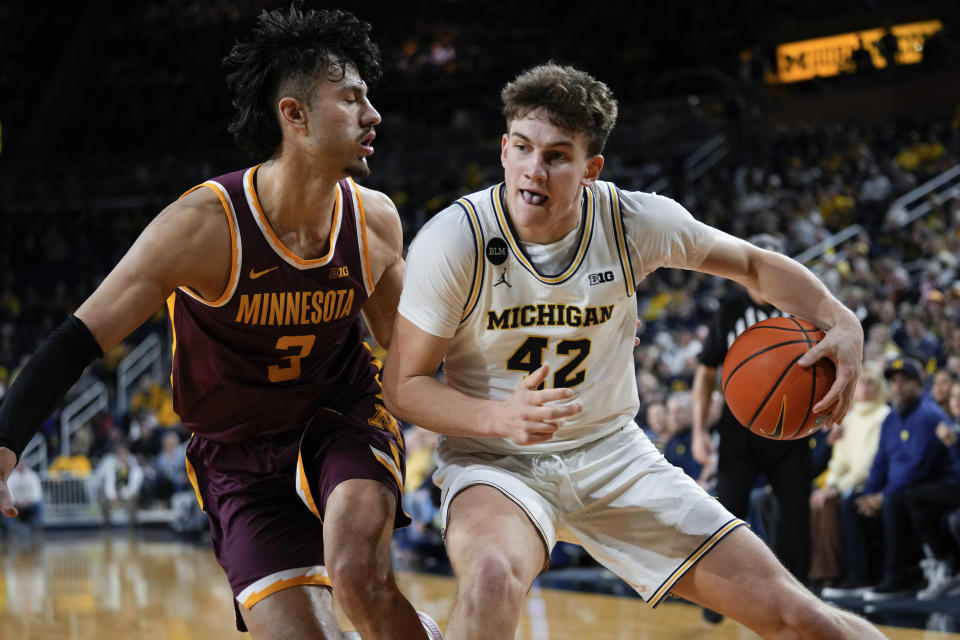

{"left": 380, "top": 363, "right": 407, "bottom": 420}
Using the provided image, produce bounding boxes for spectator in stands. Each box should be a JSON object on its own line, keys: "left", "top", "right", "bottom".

{"left": 128, "top": 410, "right": 164, "bottom": 459}
{"left": 130, "top": 374, "right": 179, "bottom": 427}
{"left": 642, "top": 400, "right": 668, "bottom": 449}
{"left": 904, "top": 379, "right": 960, "bottom": 599}
{"left": 825, "top": 357, "right": 951, "bottom": 600}
{"left": 0, "top": 461, "right": 44, "bottom": 541}
{"left": 95, "top": 443, "right": 143, "bottom": 529}
{"left": 663, "top": 390, "right": 710, "bottom": 488}
{"left": 47, "top": 433, "right": 93, "bottom": 479}
{"left": 152, "top": 431, "right": 188, "bottom": 505}
{"left": 809, "top": 363, "right": 888, "bottom": 591}
{"left": 928, "top": 368, "right": 956, "bottom": 414}
{"left": 863, "top": 322, "right": 901, "bottom": 365}
{"left": 892, "top": 309, "right": 942, "bottom": 372}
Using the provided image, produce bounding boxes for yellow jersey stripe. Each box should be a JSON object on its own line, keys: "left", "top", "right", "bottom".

{"left": 237, "top": 567, "right": 331, "bottom": 609}
{"left": 176, "top": 181, "right": 242, "bottom": 307}
{"left": 608, "top": 184, "right": 635, "bottom": 297}
{"left": 183, "top": 448, "right": 204, "bottom": 512}
{"left": 650, "top": 519, "right": 746, "bottom": 606}
{"left": 165, "top": 293, "right": 178, "bottom": 389}
{"left": 491, "top": 183, "right": 594, "bottom": 284}
{"left": 458, "top": 198, "right": 485, "bottom": 322}
{"left": 348, "top": 178, "right": 376, "bottom": 296}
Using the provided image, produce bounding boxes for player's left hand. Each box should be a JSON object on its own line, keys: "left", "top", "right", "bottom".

{"left": 797, "top": 310, "right": 863, "bottom": 428}
{"left": 0, "top": 447, "right": 18, "bottom": 518}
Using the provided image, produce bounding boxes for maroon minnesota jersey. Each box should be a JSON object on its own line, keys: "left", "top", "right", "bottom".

{"left": 166, "top": 165, "right": 382, "bottom": 442}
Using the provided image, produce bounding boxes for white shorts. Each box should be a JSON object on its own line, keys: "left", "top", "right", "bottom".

{"left": 433, "top": 423, "right": 745, "bottom": 606}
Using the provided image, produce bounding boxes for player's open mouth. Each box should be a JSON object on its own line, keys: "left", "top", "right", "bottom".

{"left": 520, "top": 189, "right": 547, "bottom": 205}
{"left": 360, "top": 131, "right": 376, "bottom": 155}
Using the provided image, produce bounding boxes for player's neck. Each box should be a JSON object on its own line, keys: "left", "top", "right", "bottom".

{"left": 255, "top": 159, "right": 340, "bottom": 258}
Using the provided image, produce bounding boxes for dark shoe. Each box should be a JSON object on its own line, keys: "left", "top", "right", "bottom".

{"left": 863, "top": 579, "right": 912, "bottom": 601}
{"left": 701, "top": 607, "right": 724, "bottom": 624}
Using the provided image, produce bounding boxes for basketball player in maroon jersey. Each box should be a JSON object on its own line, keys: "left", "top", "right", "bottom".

{"left": 0, "top": 7, "right": 439, "bottom": 640}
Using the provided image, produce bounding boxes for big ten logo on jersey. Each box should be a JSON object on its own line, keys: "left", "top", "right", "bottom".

{"left": 329, "top": 265, "right": 350, "bottom": 279}
{"left": 588, "top": 270, "right": 615, "bottom": 285}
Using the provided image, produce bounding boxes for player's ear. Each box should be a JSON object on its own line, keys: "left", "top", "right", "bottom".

{"left": 278, "top": 97, "right": 307, "bottom": 133}
{"left": 581, "top": 154, "right": 604, "bottom": 186}
{"left": 500, "top": 133, "right": 510, "bottom": 168}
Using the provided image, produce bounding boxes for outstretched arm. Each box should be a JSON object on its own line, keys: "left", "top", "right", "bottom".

{"left": 0, "top": 188, "right": 232, "bottom": 514}
{"left": 696, "top": 233, "right": 862, "bottom": 427}
{"left": 382, "top": 316, "right": 582, "bottom": 446}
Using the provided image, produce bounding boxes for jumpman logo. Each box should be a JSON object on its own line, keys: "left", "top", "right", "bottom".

{"left": 493, "top": 270, "right": 511, "bottom": 287}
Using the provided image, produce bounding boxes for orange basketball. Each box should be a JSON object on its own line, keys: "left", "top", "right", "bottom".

{"left": 721, "top": 317, "right": 836, "bottom": 440}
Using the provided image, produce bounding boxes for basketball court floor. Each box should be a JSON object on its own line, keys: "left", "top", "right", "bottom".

{"left": 0, "top": 531, "right": 958, "bottom": 639}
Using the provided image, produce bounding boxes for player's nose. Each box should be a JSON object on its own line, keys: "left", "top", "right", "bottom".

{"left": 362, "top": 99, "right": 381, "bottom": 127}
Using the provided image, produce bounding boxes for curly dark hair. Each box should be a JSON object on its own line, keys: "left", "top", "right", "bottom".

{"left": 501, "top": 64, "right": 618, "bottom": 157}
{"left": 223, "top": 5, "right": 382, "bottom": 160}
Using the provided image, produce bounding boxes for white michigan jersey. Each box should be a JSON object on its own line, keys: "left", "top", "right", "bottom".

{"left": 399, "top": 180, "right": 718, "bottom": 455}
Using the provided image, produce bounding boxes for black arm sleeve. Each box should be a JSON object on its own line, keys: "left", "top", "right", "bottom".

{"left": 0, "top": 315, "right": 103, "bottom": 460}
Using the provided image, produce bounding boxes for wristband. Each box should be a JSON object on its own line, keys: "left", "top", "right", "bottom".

{"left": 0, "top": 315, "right": 102, "bottom": 460}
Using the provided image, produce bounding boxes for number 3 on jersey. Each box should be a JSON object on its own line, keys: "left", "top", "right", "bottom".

{"left": 268, "top": 335, "right": 316, "bottom": 382}
{"left": 506, "top": 336, "right": 591, "bottom": 389}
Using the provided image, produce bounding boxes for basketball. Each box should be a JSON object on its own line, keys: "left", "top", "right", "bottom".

{"left": 721, "top": 317, "right": 836, "bottom": 440}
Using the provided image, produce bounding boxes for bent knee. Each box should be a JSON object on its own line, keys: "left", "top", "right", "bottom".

{"left": 459, "top": 552, "right": 528, "bottom": 603}
{"left": 327, "top": 555, "right": 391, "bottom": 598}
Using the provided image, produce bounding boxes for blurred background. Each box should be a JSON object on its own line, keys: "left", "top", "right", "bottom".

{"left": 1, "top": 0, "right": 960, "bottom": 635}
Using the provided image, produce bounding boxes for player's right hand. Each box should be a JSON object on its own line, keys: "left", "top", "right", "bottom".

{"left": 495, "top": 364, "right": 583, "bottom": 446}
{"left": 0, "top": 446, "right": 19, "bottom": 518}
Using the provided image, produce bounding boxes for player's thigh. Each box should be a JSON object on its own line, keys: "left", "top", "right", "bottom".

{"left": 445, "top": 484, "right": 549, "bottom": 586}
{"left": 299, "top": 402, "right": 409, "bottom": 571}
{"left": 671, "top": 525, "right": 818, "bottom": 627}
{"left": 562, "top": 427, "right": 742, "bottom": 605}
{"left": 240, "top": 584, "right": 342, "bottom": 640}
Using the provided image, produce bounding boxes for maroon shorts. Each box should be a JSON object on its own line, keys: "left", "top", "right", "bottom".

{"left": 185, "top": 395, "right": 409, "bottom": 618}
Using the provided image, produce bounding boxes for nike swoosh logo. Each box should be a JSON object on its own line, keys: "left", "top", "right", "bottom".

{"left": 762, "top": 396, "right": 786, "bottom": 438}
{"left": 249, "top": 266, "right": 278, "bottom": 279}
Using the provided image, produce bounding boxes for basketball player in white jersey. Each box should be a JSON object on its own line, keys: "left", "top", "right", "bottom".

{"left": 382, "top": 65, "right": 883, "bottom": 639}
